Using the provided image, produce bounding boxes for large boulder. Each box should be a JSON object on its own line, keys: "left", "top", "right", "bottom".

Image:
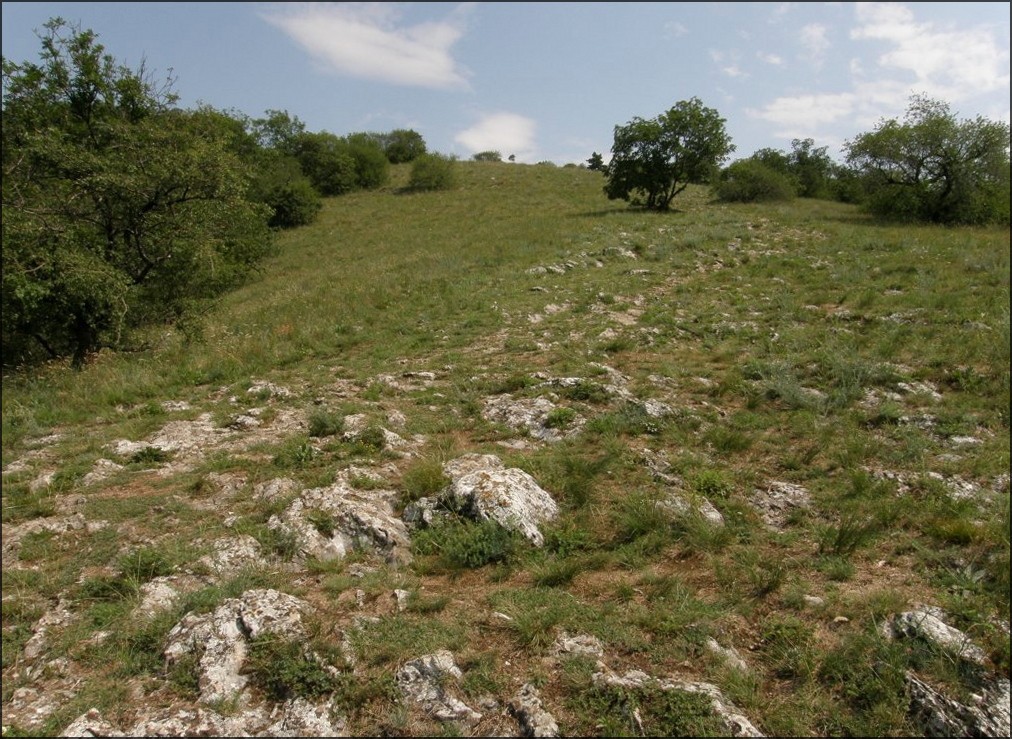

{"left": 441, "top": 454, "right": 559, "bottom": 546}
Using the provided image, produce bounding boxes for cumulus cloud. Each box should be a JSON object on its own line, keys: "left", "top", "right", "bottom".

{"left": 851, "top": 2, "right": 1010, "bottom": 101}
{"left": 263, "top": 2, "right": 472, "bottom": 90}
{"left": 757, "top": 52, "right": 784, "bottom": 65}
{"left": 799, "top": 23, "right": 830, "bottom": 66}
{"left": 455, "top": 113, "right": 537, "bottom": 159}
{"left": 746, "top": 92, "right": 858, "bottom": 139}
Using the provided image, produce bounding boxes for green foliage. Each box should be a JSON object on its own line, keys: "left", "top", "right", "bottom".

{"left": 345, "top": 132, "right": 391, "bottom": 189}
{"left": 714, "top": 159, "right": 796, "bottom": 202}
{"left": 412, "top": 518, "right": 521, "bottom": 571}
{"left": 292, "top": 131, "right": 358, "bottom": 196}
{"left": 816, "top": 631, "right": 910, "bottom": 735}
{"left": 845, "top": 95, "right": 1011, "bottom": 224}
{"left": 586, "top": 152, "right": 606, "bottom": 171}
{"left": 788, "top": 138, "right": 835, "bottom": 199}
{"left": 1, "top": 18, "right": 274, "bottom": 368}
{"left": 249, "top": 153, "right": 322, "bottom": 229}
{"left": 382, "top": 128, "right": 427, "bottom": 163}
{"left": 472, "top": 150, "right": 502, "bottom": 162}
{"left": 760, "top": 615, "right": 815, "bottom": 680}
{"left": 569, "top": 681, "right": 725, "bottom": 737}
{"left": 604, "top": 98, "right": 735, "bottom": 210}
{"left": 544, "top": 407, "right": 577, "bottom": 429}
{"left": 401, "top": 456, "right": 451, "bottom": 502}
{"left": 251, "top": 109, "right": 306, "bottom": 154}
{"left": 307, "top": 409, "right": 344, "bottom": 438}
{"left": 243, "top": 634, "right": 338, "bottom": 701}
{"left": 818, "top": 514, "right": 878, "bottom": 556}
{"left": 408, "top": 153, "right": 458, "bottom": 192}
{"left": 117, "top": 546, "right": 174, "bottom": 582}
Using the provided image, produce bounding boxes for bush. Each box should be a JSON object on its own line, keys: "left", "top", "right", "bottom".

{"left": 250, "top": 155, "right": 322, "bottom": 229}
{"left": 412, "top": 518, "right": 521, "bottom": 570}
{"left": 472, "top": 150, "right": 502, "bottom": 162}
{"left": 346, "top": 133, "right": 390, "bottom": 189}
{"left": 292, "top": 131, "right": 358, "bottom": 196}
{"left": 714, "top": 159, "right": 796, "bottom": 202}
{"left": 407, "top": 153, "right": 458, "bottom": 192}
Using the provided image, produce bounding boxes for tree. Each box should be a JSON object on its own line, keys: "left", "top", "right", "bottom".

{"left": 345, "top": 133, "right": 390, "bottom": 189}
{"left": 586, "top": 152, "right": 606, "bottom": 172}
{"left": 604, "top": 98, "right": 734, "bottom": 210}
{"left": 383, "top": 128, "right": 426, "bottom": 163}
{"left": 249, "top": 153, "right": 321, "bottom": 229}
{"left": 291, "top": 131, "right": 357, "bottom": 196}
{"left": 844, "top": 95, "right": 1010, "bottom": 225}
{"left": 251, "top": 109, "right": 306, "bottom": 156}
{"left": 789, "top": 138, "right": 834, "bottom": 199}
{"left": 2, "top": 18, "right": 273, "bottom": 367}
{"left": 472, "top": 150, "right": 502, "bottom": 162}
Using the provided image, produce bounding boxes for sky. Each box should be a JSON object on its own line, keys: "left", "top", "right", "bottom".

{"left": 2, "top": 2, "right": 1009, "bottom": 164}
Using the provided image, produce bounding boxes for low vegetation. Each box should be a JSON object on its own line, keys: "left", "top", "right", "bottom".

{"left": 1, "top": 17, "right": 1009, "bottom": 739}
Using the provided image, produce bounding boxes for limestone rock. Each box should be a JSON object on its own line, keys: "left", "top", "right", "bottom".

{"left": 592, "top": 669, "right": 764, "bottom": 737}
{"left": 261, "top": 697, "right": 347, "bottom": 737}
{"left": 396, "top": 650, "right": 481, "bottom": 724}
{"left": 163, "top": 588, "right": 310, "bottom": 705}
{"left": 552, "top": 632, "right": 604, "bottom": 658}
{"left": 60, "top": 708, "right": 125, "bottom": 737}
{"left": 887, "top": 609, "right": 987, "bottom": 665}
{"left": 750, "top": 481, "right": 810, "bottom": 529}
{"left": 441, "top": 454, "right": 559, "bottom": 546}
{"left": 482, "top": 395, "right": 582, "bottom": 442}
{"left": 509, "top": 683, "right": 559, "bottom": 737}
{"left": 705, "top": 638, "right": 750, "bottom": 672}
{"left": 267, "top": 479, "right": 411, "bottom": 564}
{"left": 657, "top": 491, "right": 725, "bottom": 527}
{"left": 198, "top": 535, "right": 262, "bottom": 576}
{"left": 906, "top": 672, "right": 1010, "bottom": 738}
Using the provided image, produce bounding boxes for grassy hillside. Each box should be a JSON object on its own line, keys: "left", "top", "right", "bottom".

{"left": 2, "top": 161, "right": 1009, "bottom": 736}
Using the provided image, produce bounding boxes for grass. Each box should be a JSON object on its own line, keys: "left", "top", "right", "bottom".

{"left": 1, "top": 162, "right": 1009, "bottom": 737}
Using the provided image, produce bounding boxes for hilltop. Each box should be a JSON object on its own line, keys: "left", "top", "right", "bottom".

{"left": 2, "top": 162, "right": 1009, "bottom": 737}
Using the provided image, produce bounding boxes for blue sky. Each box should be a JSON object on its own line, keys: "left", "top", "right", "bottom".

{"left": 3, "top": 2, "right": 1009, "bottom": 164}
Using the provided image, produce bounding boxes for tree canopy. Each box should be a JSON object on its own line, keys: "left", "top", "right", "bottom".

{"left": 604, "top": 98, "right": 734, "bottom": 211}
{"left": 845, "top": 95, "right": 1010, "bottom": 225}
{"left": 2, "top": 18, "right": 274, "bottom": 367}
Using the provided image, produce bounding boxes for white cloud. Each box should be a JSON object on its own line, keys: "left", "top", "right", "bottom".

{"left": 722, "top": 65, "right": 746, "bottom": 78}
{"left": 851, "top": 2, "right": 1010, "bottom": 101}
{"left": 263, "top": 2, "right": 472, "bottom": 90}
{"left": 455, "top": 113, "right": 537, "bottom": 160}
{"left": 747, "top": 92, "right": 857, "bottom": 130}
{"left": 757, "top": 52, "right": 784, "bottom": 66}
{"left": 664, "top": 22, "right": 688, "bottom": 38}
{"left": 799, "top": 23, "right": 830, "bottom": 66}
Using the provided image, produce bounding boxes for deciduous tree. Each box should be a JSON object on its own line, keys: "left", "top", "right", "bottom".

{"left": 845, "top": 96, "right": 1010, "bottom": 225}
{"left": 604, "top": 98, "right": 734, "bottom": 211}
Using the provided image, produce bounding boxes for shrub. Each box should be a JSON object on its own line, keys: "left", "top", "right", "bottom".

{"left": 401, "top": 456, "right": 450, "bottom": 501}
{"left": 714, "top": 159, "right": 797, "bottom": 202}
{"left": 412, "top": 518, "right": 521, "bottom": 570}
{"left": 472, "top": 150, "right": 502, "bottom": 162}
{"left": 244, "top": 634, "right": 338, "bottom": 701}
{"left": 250, "top": 155, "right": 322, "bottom": 229}
{"left": 407, "top": 153, "right": 458, "bottom": 192}
{"left": 307, "top": 409, "right": 344, "bottom": 438}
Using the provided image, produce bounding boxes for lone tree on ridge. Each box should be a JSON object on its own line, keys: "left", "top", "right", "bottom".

{"left": 604, "top": 98, "right": 734, "bottom": 211}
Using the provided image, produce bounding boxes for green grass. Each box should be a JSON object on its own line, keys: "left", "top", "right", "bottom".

{"left": 1, "top": 162, "right": 1009, "bottom": 737}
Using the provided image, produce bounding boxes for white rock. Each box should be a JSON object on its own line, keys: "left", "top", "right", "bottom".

{"left": 442, "top": 454, "right": 559, "bottom": 546}
{"left": 397, "top": 651, "right": 481, "bottom": 724}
